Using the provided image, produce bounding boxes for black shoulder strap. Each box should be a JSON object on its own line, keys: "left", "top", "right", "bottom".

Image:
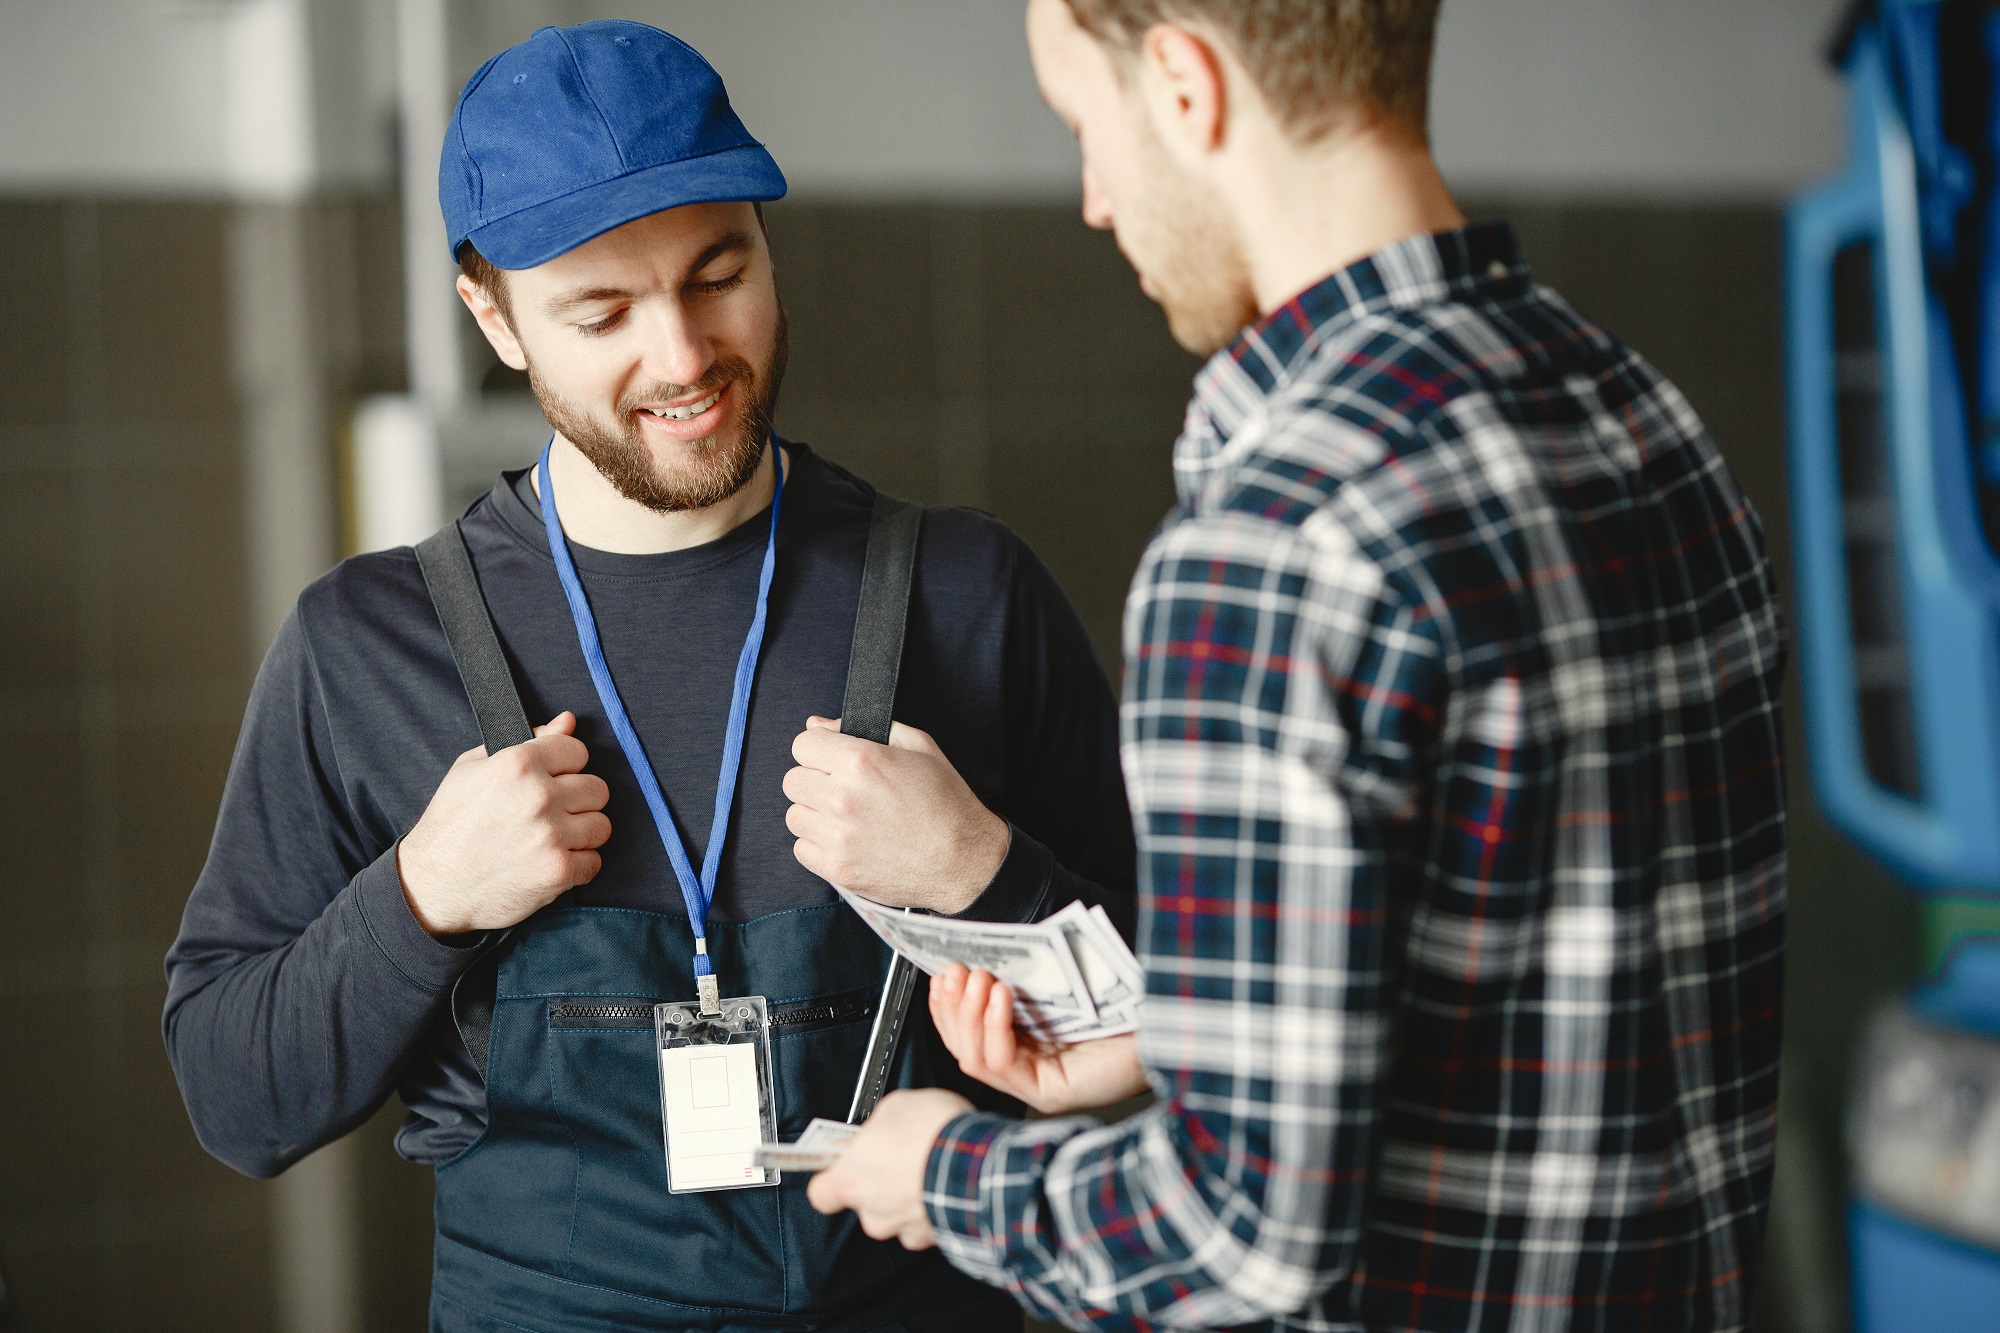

{"left": 842, "top": 493, "right": 925, "bottom": 1123}
{"left": 415, "top": 522, "right": 530, "bottom": 1080}
{"left": 838, "top": 493, "right": 922, "bottom": 745}
{"left": 416, "top": 525, "right": 534, "bottom": 754}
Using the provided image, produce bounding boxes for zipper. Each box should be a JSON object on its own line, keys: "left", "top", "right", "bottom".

{"left": 547, "top": 990, "right": 873, "bottom": 1033}
{"left": 549, "top": 1001, "right": 657, "bottom": 1029}
{"left": 767, "top": 990, "right": 872, "bottom": 1035}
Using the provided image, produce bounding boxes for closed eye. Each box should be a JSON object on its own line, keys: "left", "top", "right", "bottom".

{"left": 691, "top": 270, "right": 746, "bottom": 297}
{"left": 576, "top": 308, "right": 626, "bottom": 336}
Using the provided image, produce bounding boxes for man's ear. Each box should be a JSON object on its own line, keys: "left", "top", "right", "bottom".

{"left": 456, "top": 274, "right": 528, "bottom": 371}
{"left": 1137, "top": 22, "right": 1229, "bottom": 159}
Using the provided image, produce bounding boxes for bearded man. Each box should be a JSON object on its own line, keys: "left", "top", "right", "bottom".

{"left": 163, "top": 22, "right": 1134, "bottom": 1331}
{"left": 809, "top": 2, "right": 1791, "bottom": 1330}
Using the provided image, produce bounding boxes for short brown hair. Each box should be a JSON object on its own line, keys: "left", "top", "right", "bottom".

{"left": 459, "top": 241, "right": 512, "bottom": 321}
{"left": 1062, "top": 0, "right": 1442, "bottom": 144}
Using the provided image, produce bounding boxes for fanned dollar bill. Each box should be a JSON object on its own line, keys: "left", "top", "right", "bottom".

{"left": 832, "top": 886, "right": 1143, "bottom": 1044}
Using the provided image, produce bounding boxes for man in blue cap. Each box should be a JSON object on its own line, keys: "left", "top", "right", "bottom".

{"left": 164, "top": 20, "right": 1135, "bottom": 1330}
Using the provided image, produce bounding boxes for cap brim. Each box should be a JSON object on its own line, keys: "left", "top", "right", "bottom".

{"left": 461, "top": 141, "right": 787, "bottom": 270}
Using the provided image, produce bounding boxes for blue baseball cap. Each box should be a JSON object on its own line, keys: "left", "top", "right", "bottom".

{"left": 440, "top": 21, "right": 787, "bottom": 271}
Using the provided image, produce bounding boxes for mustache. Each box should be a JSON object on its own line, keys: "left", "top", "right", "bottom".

{"left": 615, "top": 357, "right": 752, "bottom": 416}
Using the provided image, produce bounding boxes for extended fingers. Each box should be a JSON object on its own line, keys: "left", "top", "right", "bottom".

{"left": 929, "top": 966, "right": 974, "bottom": 1050}
{"left": 954, "top": 971, "right": 1001, "bottom": 1072}
{"left": 982, "top": 978, "right": 1018, "bottom": 1066}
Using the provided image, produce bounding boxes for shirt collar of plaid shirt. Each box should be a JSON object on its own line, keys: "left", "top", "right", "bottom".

{"left": 1174, "top": 220, "right": 1527, "bottom": 508}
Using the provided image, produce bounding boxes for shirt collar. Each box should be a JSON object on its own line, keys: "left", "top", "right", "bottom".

{"left": 1174, "top": 221, "right": 1526, "bottom": 504}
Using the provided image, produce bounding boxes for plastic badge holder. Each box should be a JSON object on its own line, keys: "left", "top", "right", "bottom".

{"left": 655, "top": 996, "right": 780, "bottom": 1194}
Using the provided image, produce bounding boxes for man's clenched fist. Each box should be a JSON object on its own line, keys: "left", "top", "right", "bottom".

{"left": 398, "top": 711, "right": 612, "bottom": 935}
{"left": 783, "top": 716, "right": 1008, "bottom": 913}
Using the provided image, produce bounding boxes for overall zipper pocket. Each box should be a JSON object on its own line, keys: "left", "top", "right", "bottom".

{"left": 549, "top": 1001, "right": 656, "bottom": 1029}
{"left": 547, "top": 990, "right": 873, "bottom": 1034}
{"left": 766, "top": 989, "right": 872, "bottom": 1037}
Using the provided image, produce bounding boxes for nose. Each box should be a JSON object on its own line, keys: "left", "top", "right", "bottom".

{"left": 637, "top": 304, "right": 719, "bottom": 391}
{"left": 1080, "top": 160, "right": 1114, "bottom": 232}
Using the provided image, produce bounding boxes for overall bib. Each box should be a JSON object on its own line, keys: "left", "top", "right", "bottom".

{"left": 413, "top": 491, "right": 1018, "bottom": 1332}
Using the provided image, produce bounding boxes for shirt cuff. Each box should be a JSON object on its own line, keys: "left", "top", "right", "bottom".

{"left": 350, "top": 839, "right": 488, "bottom": 993}
{"left": 951, "top": 824, "right": 1054, "bottom": 923}
{"left": 924, "top": 1111, "right": 1018, "bottom": 1269}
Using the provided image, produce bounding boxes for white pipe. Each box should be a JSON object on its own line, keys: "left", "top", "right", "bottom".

{"left": 397, "top": 0, "right": 461, "bottom": 415}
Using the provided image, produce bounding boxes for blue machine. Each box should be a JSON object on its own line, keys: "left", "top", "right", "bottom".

{"left": 1787, "top": 1, "right": 2000, "bottom": 1327}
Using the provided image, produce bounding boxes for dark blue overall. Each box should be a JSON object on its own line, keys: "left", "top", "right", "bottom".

{"left": 412, "top": 491, "right": 1020, "bottom": 1332}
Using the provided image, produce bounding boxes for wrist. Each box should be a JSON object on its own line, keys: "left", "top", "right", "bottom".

{"left": 938, "top": 812, "right": 1010, "bottom": 913}
{"left": 396, "top": 835, "right": 464, "bottom": 936}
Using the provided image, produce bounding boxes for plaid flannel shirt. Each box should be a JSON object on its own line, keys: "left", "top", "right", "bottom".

{"left": 924, "top": 223, "right": 1788, "bottom": 1332}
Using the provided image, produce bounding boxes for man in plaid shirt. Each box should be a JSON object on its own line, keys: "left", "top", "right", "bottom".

{"left": 806, "top": 1, "right": 1788, "bottom": 1329}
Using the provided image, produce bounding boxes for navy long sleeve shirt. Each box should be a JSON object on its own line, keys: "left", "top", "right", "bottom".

{"left": 164, "top": 443, "right": 1136, "bottom": 1178}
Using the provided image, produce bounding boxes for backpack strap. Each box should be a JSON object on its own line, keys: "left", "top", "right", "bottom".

{"left": 841, "top": 493, "right": 925, "bottom": 1123}
{"left": 415, "top": 522, "right": 530, "bottom": 1080}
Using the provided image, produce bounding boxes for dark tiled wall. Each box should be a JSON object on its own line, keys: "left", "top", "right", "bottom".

{"left": 0, "top": 194, "right": 1904, "bottom": 1331}
{"left": 767, "top": 204, "right": 1198, "bottom": 671}
{"left": 0, "top": 199, "right": 270, "bottom": 1329}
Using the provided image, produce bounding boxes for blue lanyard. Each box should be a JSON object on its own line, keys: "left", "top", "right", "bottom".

{"left": 537, "top": 437, "right": 783, "bottom": 1000}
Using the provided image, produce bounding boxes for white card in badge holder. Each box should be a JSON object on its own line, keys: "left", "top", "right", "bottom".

{"left": 655, "top": 996, "right": 780, "bottom": 1193}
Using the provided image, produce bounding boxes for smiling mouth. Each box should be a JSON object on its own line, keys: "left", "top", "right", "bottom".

{"left": 638, "top": 386, "right": 724, "bottom": 422}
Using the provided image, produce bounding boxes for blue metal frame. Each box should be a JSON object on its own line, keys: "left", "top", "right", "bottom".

{"left": 1785, "top": 21, "right": 2000, "bottom": 892}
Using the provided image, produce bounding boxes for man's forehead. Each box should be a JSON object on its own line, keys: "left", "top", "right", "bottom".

{"left": 520, "top": 201, "right": 759, "bottom": 290}
{"left": 1027, "top": 0, "right": 1108, "bottom": 113}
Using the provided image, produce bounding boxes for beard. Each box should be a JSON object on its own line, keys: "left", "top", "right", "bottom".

{"left": 1120, "top": 123, "right": 1258, "bottom": 357}
{"left": 528, "top": 307, "right": 791, "bottom": 513}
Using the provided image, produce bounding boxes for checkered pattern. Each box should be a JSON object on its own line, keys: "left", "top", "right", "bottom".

{"left": 924, "top": 224, "right": 1788, "bottom": 1332}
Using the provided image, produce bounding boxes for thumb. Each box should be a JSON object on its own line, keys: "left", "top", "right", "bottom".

{"left": 885, "top": 721, "right": 941, "bottom": 756}
{"left": 536, "top": 711, "right": 578, "bottom": 738}
{"left": 806, "top": 715, "right": 841, "bottom": 732}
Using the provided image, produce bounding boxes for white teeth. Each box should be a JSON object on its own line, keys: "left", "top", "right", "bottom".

{"left": 648, "top": 390, "right": 721, "bottom": 422}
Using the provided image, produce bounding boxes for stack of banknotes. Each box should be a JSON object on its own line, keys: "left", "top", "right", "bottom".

{"left": 833, "top": 886, "right": 1143, "bottom": 1044}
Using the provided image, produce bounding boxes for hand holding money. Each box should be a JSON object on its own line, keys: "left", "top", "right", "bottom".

{"left": 833, "top": 887, "right": 1142, "bottom": 1045}
{"left": 929, "top": 964, "right": 1148, "bottom": 1115}
{"left": 804, "top": 1089, "right": 971, "bottom": 1250}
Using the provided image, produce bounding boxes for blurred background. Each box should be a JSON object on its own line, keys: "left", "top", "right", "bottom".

{"left": 0, "top": 0, "right": 1932, "bottom": 1328}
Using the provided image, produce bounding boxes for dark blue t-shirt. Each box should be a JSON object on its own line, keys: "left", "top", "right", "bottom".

{"left": 164, "top": 442, "right": 1135, "bottom": 1175}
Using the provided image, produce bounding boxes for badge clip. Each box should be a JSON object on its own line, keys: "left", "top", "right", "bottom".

{"left": 696, "top": 972, "right": 721, "bottom": 1015}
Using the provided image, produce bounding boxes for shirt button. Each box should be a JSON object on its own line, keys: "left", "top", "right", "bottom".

{"left": 1488, "top": 261, "right": 1509, "bottom": 280}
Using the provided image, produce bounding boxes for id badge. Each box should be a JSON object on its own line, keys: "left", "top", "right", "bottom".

{"left": 654, "top": 995, "right": 780, "bottom": 1193}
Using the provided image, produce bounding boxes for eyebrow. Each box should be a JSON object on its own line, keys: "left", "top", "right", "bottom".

{"left": 541, "top": 231, "right": 756, "bottom": 319}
